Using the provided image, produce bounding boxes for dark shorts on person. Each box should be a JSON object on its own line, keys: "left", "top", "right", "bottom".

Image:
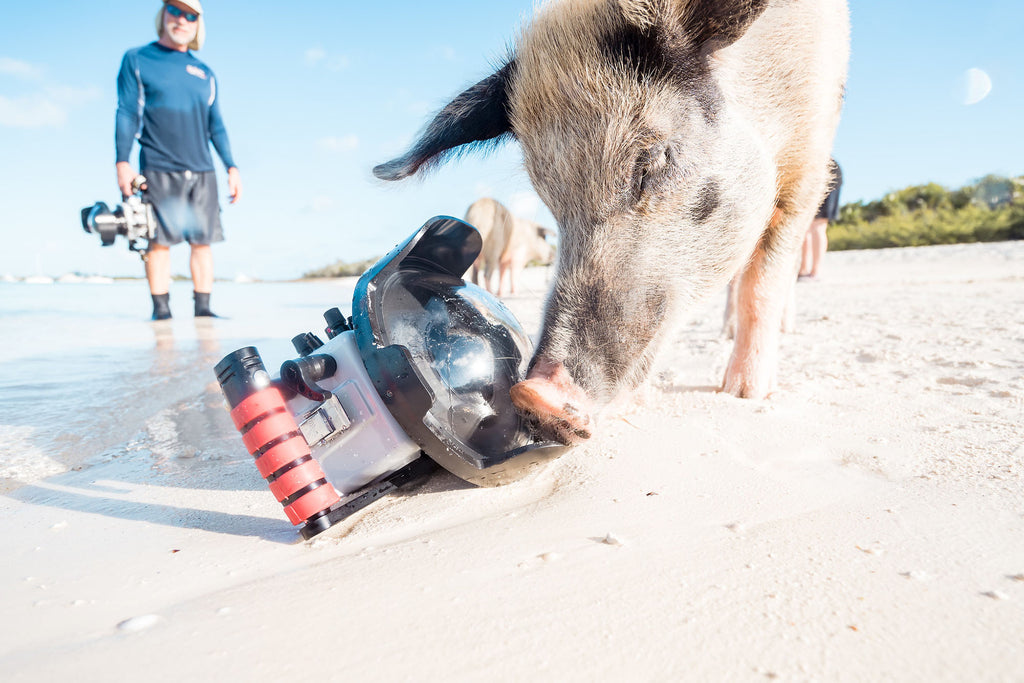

{"left": 816, "top": 185, "right": 841, "bottom": 221}
{"left": 815, "top": 160, "right": 843, "bottom": 221}
{"left": 143, "top": 169, "right": 224, "bottom": 246}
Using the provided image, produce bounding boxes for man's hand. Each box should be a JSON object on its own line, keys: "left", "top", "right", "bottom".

{"left": 116, "top": 162, "right": 145, "bottom": 198}
{"left": 227, "top": 167, "right": 242, "bottom": 204}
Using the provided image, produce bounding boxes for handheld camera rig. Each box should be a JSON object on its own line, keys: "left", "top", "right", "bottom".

{"left": 215, "top": 217, "right": 566, "bottom": 539}
{"left": 80, "top": 175, "right": 157, "bottom": 258}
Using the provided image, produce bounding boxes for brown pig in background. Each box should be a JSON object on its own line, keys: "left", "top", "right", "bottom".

{"left": 374, "top": 0, "right": 850, "bottom": 445}
{"left": 465, "top": 197, "right": 555, "bottom": 297}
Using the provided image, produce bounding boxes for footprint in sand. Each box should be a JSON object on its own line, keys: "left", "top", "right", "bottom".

{"left": 936, "top": 376, "right": 989, "bottom": 388}
{"left": 117, "top": 614, "right": 163, "bottom": 632}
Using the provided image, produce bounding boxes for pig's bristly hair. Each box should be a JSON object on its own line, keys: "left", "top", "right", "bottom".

{"left": 599, "top": 20, "right": 688, "bottom": 84}
{"left": 606, "top": 0, "right": 771, "bottom": 75}
{"left": 372, "top": 59, "right": 518, "bottom": 181}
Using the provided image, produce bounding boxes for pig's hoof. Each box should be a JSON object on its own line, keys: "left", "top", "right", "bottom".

{"left": 510, "top": 379, "right": 593, "bottom": 445}
{"left": 721, "top": 369, "right": 772, "bottom": 400}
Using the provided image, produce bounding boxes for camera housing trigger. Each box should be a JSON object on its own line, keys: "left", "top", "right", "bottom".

{"left": 280, "top": 355, "right": 338, "bottom": 402}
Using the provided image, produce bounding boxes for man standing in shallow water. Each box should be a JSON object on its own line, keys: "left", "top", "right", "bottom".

{"left": 115, "top": 0, "right": 241, "bottom": 320}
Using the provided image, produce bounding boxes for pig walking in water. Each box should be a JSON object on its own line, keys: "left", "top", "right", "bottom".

{"left": 375, "top": 0, "right": 850, "bottom": 444}
{"left": 465, "top": 197, "right": 555, "bottom": 296}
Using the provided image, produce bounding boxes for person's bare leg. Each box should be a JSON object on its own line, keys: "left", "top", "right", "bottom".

{"left": 808, "top": 218, "right": 829, "bottom": 278}
{"left": 799, "top": 228, "right": 814, "bottom": 276}
{"left": 146, "top": 245, "right": 172, "bottom": 295}
{"left": 190, "top": 244, "right": 213, "bottom": 293}
{"left": 146, "top": 245, "right": 173, "bottom": 319}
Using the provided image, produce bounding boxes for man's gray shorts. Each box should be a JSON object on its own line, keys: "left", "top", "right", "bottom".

{"left": 143, "top": 169, "right": 224, "bottom": 246}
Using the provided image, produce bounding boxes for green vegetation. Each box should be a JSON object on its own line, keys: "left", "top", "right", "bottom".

{"left": 829, "top": 174, "right": 1024, "bottom": 250}
{"left": 303, "top": 256, "right": 382, "bottom": 279}
{"left": 303, "top": 176, "right": 1023, "bottom": 277}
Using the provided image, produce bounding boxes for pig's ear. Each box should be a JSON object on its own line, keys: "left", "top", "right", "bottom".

{"left": 373, "top": 60, "right": 517, "bottom": 181}
{"left": 617, "top": 0, "right": 663, "bottom": 30}
{"left": 681, "top": 0, "right": 770, "bottom": 49}
{"left": 618, "top": 0, "right": 769, "bottom": 50}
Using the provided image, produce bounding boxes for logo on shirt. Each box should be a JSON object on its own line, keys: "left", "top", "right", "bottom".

{"left": 185, "top": 64, "right": 207, "bottom": 80}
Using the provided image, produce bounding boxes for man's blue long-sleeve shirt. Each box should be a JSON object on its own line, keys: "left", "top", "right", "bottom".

{"left": 115, "top": 42, "right": 236, "bottom": 172}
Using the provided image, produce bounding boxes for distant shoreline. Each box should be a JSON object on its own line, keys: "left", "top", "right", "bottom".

{"left": 7, "top": 240, "right": 1019, "bottom": 284}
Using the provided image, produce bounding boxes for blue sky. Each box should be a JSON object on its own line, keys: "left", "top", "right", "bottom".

{"left": 1, "top": 1, "right": 1020, "bottom": 280}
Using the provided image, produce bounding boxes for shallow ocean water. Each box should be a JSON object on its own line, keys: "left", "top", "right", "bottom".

{"left": 0, "top": 278, "right": 357, "bottom": 490}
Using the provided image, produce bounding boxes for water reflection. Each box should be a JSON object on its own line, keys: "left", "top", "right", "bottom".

{"left": 0, "top": 281, "right": 361, "bottom": 536}
{"left": 151, "top": 319, "right": 176, "bottom": 373}
{"left": 149, "top": 317, "right": 223, "bottom": 371}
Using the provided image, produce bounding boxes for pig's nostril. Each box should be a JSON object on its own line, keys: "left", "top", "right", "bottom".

{"left": 516, "top": 407, "right": 542, "bottom": 428}
{"left": 510, "top": 374, "right": 594, "bottom": 445}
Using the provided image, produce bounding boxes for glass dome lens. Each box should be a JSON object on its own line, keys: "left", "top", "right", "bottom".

{"left": 374, "top": 270, "right": 534, "bottom": 459}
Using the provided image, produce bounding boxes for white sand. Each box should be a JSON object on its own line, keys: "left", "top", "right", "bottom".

{"left": 2, "top": 241, "right": 1023, "bottom": 681}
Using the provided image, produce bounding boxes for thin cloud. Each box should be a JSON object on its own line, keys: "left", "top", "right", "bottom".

{"left": 433, "top": 45, "right": 457, "bottom": 62}
{"left": 45, "top": 85, "right": 101, "bottom": 105}
{"left": 0, "top": 85, "right": 100, "bottom": 128}
{"left": 0, "top": 57, "right": 44, "bottom": 80}
{"left": 301, "top": 195, "right": 336, "bottom": 213}
{"left": 305, "top": 46, "right": 350, "bottom": 72}
{"left": 318, "top": 135, "right": 359, "bottom": 152}
{"left": 0, "top": 95, "right": 65, "bottom": 127}
{"left": 304, "top": 47, "right": 326, "bottom": 67}
{"left": 0, "top": 57, "right": 99, "bottom": 128}
{"left": 326, "top": 56, "right": 351, "bottom": 72}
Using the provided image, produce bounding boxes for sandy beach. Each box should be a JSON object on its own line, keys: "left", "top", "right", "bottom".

{"left": 1, "top": 240, "right": 1022, "bottom": 681}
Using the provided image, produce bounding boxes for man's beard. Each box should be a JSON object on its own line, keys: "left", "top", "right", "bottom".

{"left": 164, "top": 23, "right": 196, "bottom": 47}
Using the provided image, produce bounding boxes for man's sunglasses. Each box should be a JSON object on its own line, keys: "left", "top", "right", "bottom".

{"left": 165, "top": 5, "right": 199, "bottom": 22}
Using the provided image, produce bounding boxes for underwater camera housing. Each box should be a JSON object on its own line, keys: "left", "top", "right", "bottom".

{"left": 215, "top": 217, "right": 567, "bottom": 539}
{"left": 80, "top": 175, "right": 157, "bottom": 255}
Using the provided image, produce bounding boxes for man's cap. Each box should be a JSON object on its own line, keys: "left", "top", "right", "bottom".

{"left": 168, "top": 0, "right": 202, "bottom": 13}
{"left": 156, "top": 0, "right": 205, "bottom": 51}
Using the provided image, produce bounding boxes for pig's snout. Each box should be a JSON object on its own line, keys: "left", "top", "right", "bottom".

{"left": 510, "top": 360, "right": 593, "bottom": 445}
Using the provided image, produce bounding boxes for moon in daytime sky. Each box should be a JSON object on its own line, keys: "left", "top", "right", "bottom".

{"left": 962, "top": 68, "right": 992, "bottom": 105}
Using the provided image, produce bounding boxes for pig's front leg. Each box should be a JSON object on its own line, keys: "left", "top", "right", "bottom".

{"left": 722, "top": 237, "right": 801, "bottom": 399}
{"left": 724, "top": 263, "right": 798, "bottom": 341}
{"left": 722, "top": 276, "right": 739, "bottom": 340}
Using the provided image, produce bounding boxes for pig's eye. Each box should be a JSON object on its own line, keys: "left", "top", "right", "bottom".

{"left": 634, "top": 145, "right": 672, "bottom": 202}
